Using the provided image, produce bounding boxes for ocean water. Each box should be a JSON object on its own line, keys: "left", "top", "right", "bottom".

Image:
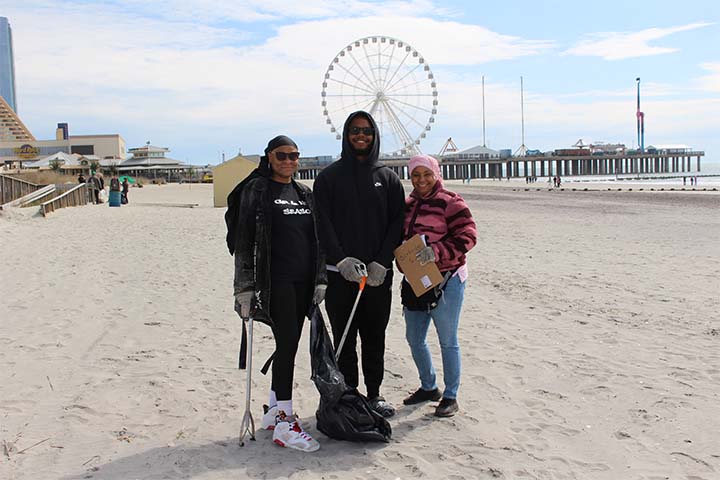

{"left": 563, "top": 160, "right": 720, "bottom": 187}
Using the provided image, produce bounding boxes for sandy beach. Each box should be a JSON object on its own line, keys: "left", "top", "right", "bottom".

{"left": 1, "top": 181, "right": 719, "bottom": 480}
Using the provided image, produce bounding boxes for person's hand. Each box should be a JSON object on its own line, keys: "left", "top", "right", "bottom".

{"left": 336, "top": 257, "right": 367, "bottom": 283}
{"left": 366, "top": 261, "right": 387, "bottom": 287}
{"left": 313, "top": 284, "right": 327, "bottom": 305}
{"left": 416, "top": 246, "right": 436, "bottom": 266}
{"left": 234, "top": 291, "right": 254, "bottom": 318}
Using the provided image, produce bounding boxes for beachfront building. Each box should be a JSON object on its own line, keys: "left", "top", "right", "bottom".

{"left": 0, "top": 17, "right": 17, "bottom": 113}
{"left": 212, "top": 153, "right": 259, "bottom": 207}
{"left": 0, "top": 117, "right": 126, "bottom": 170}
{"left": 119, "top": 144, "right": 192, "bottom": 181}
{"left": 23, "top": 151, "right": 121, "bottom": 175}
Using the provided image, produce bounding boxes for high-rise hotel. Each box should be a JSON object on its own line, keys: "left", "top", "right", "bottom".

{"left": 0, "top": 17, "right": 17, "bottom": 113}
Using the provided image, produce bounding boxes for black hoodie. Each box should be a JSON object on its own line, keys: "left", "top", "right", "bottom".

{"left": 313, "top": 111, "right": 405, "bottom": 271}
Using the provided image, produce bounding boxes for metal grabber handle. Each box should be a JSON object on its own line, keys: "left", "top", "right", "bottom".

{"left": 239, "top": 314, "right": 256, "bottom": 446}
{"left": 335, "top": 263, "right": 368, "bottom": 361}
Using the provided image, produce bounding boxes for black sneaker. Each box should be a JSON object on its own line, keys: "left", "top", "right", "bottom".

{"left": 434, "top": 398, "right": 459, "bottom": 417}
{"left": 403, "top": 387, "right": 442, "bottom": 405}
{"left": 368, "top": 396, "right": 396, "bottom": 418}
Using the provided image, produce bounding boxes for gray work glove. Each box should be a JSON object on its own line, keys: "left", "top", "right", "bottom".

{"left": 366, "top": 261, "right": 388, "bottom": 287}
{"left": 234, "top": 291, "right": 254, "bottom": 319}
{"left": 313, "top": 284, "right": 327, "bottom": 305}
{"left": 336, "top": 257, "right": 367, "bottom": 283}
{"left": 416, "top": 246, "right": 436, "bottom": 266}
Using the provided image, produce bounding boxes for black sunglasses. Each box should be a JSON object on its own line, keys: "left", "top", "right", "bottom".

{"left": 273, "top": 151, "right": 300, "bottom": 161}
{"left": 349, "top": 126, "right": 375, "bottom": 136}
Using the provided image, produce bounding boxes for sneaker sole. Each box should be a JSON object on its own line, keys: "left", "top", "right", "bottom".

{"left": 273, "top": 438, "right": 320, "bottom": 452}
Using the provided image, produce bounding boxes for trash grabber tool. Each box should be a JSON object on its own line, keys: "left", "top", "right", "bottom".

{"left": 335, "top": 263, "right": 368, "bottom": 362}
{"left": 238, "top": 314, "right": 256, "bottom": 446}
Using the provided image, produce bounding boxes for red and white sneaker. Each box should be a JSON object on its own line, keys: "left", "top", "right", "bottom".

{"left": 261, "top": 404, "right": 278, "bottom": 430}
{"left": 272, "top": 411, "right": 320, "bottom": 452}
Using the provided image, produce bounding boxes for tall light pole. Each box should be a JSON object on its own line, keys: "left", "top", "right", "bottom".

{"left": 636, "top": 77, "right": 645, "bottom": 153}
{"left": 482, "top": 75, "right": 486, "bottom": 147}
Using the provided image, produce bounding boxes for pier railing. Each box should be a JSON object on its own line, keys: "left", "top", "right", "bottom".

{"left": 40, "top": 183, "right": 89, "bottom": 216}
{"left": 0, "top": 174, "right": 45, "bottom": 204}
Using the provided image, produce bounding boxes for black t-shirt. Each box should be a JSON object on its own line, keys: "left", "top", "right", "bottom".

{"left": 269, "top": 180, "right": 314, "bottom": 282}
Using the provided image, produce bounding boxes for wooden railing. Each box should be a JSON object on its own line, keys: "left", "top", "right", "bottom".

{"left": 40, "top": 183, "right": 89, "bottom": 216}
{"left": 0, "top": 184, "right": 55, "bottom": 210}
{"left": 0, "top": 174, "right": 44, "bottom": 204}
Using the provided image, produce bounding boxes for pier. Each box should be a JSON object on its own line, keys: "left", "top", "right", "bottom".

{"left": 297, "top": 151, "right": 705, "bottom": 181}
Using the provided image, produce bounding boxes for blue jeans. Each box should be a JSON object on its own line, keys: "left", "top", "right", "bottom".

{"left": 404, "top": 275, "right": 466, "bottom": 400}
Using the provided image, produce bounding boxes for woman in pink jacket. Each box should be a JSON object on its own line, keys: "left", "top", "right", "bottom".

{"left": 401, "top": 154, "right": 477, "bottom": 417}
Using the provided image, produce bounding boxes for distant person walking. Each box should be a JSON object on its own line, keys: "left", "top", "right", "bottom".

{"left": 121, "top": 178, "right": 129, "bottom": 204}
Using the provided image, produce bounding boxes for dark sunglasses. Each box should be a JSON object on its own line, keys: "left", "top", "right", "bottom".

{"left": 349, "top": 126, "right": 375, "bottom": 136}
{"left": 273, "top": 151, "right": 300, "bottom": 161}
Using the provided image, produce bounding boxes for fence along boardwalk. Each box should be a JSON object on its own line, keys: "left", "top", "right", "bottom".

{"left": 40, "top": 183, "right": 89, "bottom": 216}
{"left": 0, "top": 174, "right": 44, "bottom": 204}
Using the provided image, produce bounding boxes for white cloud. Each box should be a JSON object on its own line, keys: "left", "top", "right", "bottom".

{"left": 564, "top": 23, "right": 712, "bottom": 60}
{"left": 5, "top": 2, "right": 716, "bottom": 161}
{"left": 9, "top": 4, "right": 553, "bottom": 140}
{"left": 696, "top": 62, "right": 720, "bottom": 92}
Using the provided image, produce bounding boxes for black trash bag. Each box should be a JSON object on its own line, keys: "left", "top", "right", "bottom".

{"left": 309, "top": 306, "right": 392, "bottom": 443}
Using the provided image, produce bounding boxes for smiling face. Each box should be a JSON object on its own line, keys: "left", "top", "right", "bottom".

{"left": 268, "top": 145, "right": 299, "bottom": 183}
{"left": 348, "top": 116, "right": 374, "bottom": 159}
{"left": 411, "top": 165, "right": 437, "bottom": 197}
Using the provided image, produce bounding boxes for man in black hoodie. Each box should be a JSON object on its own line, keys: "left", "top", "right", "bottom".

{"left": 313, "top": 111, "right": 405, "bottom": 417}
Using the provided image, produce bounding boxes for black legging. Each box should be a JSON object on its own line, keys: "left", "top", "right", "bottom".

{"left": 269, "top": 280, "right": 312, "bottom": 401}
{"left": 325, "top": 271, "right": 392, "bottom": 399}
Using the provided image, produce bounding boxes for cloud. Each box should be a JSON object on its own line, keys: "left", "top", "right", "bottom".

{"left": 564, "top": 23, "right": 712, "bottom": 60}
{"left": 696, "top": 62, "right": 720, "bottom": 92}
{"left": 8, "top": 3, "right": 553, "bottom": 140}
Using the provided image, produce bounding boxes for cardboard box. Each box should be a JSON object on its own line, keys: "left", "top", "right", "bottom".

{"left": 394, "top": 234, "right": 443, "bottom": 296}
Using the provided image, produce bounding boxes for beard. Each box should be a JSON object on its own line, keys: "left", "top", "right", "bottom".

{"left": 351, "top": 144, "right": 372, "bottom": 156}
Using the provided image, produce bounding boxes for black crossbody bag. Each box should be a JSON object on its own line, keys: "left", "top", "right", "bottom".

{"left": 401, "top": 270, "right": 454, "bottom": 311}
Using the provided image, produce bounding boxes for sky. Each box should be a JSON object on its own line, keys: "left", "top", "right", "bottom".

{"left": 2, "top": 0, "right": 719, "bottom": 167}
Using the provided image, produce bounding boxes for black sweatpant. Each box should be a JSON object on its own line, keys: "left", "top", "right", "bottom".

{"left": 269, "top": 280, "right": 312, "bottom": 401}
{"left": 325, "top": 271, "right": 392, "bottom": 399}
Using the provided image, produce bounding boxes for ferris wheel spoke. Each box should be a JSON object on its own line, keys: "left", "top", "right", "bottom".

{"left": 368, "top": 97, "right": 383, "bottom": 116}
{"left": 347, "top": 49, "right": 381, "bottom": 92}
{"left": 376, "top": 105, "right": 404, "bottom": 153}
{"left": 384, "top": 63, "right": 422, "bottom": 96}
{"left": 385, "top": 98, "right": 428, "bottom": 130}
{"left": 335, "top": 62, "right": 378, "bottom": 95}
{"left": 360, "top": 43, "right": 382, "bottom": 89}
{"left": 380, "top": 50, "right": 411, "bottom": 92}
{"left": 380, "top": 43, "right": 398, "bottom": 88}
{"left": 328, "top": 97, "right": 378, "bottom": 116}
{"left": 327, "top": 77, "right": 375, "bottom": 96}
{"left": 385, "top": 78, "right": 434, "bottom": 96}
{"left": 385, "top": 96, "right": 434, "bottom": 115}
{"left": 382, "top": 98, "right": 416, "bottom": 150}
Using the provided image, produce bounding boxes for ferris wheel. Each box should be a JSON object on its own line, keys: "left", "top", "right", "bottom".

{"left": 321, "top": 36, "right": 438, "bottom": 156}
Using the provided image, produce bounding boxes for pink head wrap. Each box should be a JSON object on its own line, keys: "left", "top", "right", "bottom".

{"left": 408, "top": 154, "right": 442, "bottom": 179}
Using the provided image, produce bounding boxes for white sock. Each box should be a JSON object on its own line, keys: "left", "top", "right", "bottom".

{"left": 268, "top": 390, "right": 277, "bottom": 407}
{"left": 277, "top": 400, "right": 293, "bottom": 418}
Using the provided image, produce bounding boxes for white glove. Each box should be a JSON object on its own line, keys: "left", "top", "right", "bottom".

{"left": 336, "top": 257, "right": 367, "bottom": 283}
{"left": 366, "top": 261, "right": 387, "bottom": 287}
{"left": 313, "top": 284, "right": 327, "bottom": 305}
{"left": 234, "top": 291, "right": 254, "bottom": 318}
{"left": 416, "top": 246, "right": 436, "bottom": 266}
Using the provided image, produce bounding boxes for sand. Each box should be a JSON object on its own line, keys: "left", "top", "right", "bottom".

{"left": 1, "top": 181, "right": 719, "bottom": 480}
